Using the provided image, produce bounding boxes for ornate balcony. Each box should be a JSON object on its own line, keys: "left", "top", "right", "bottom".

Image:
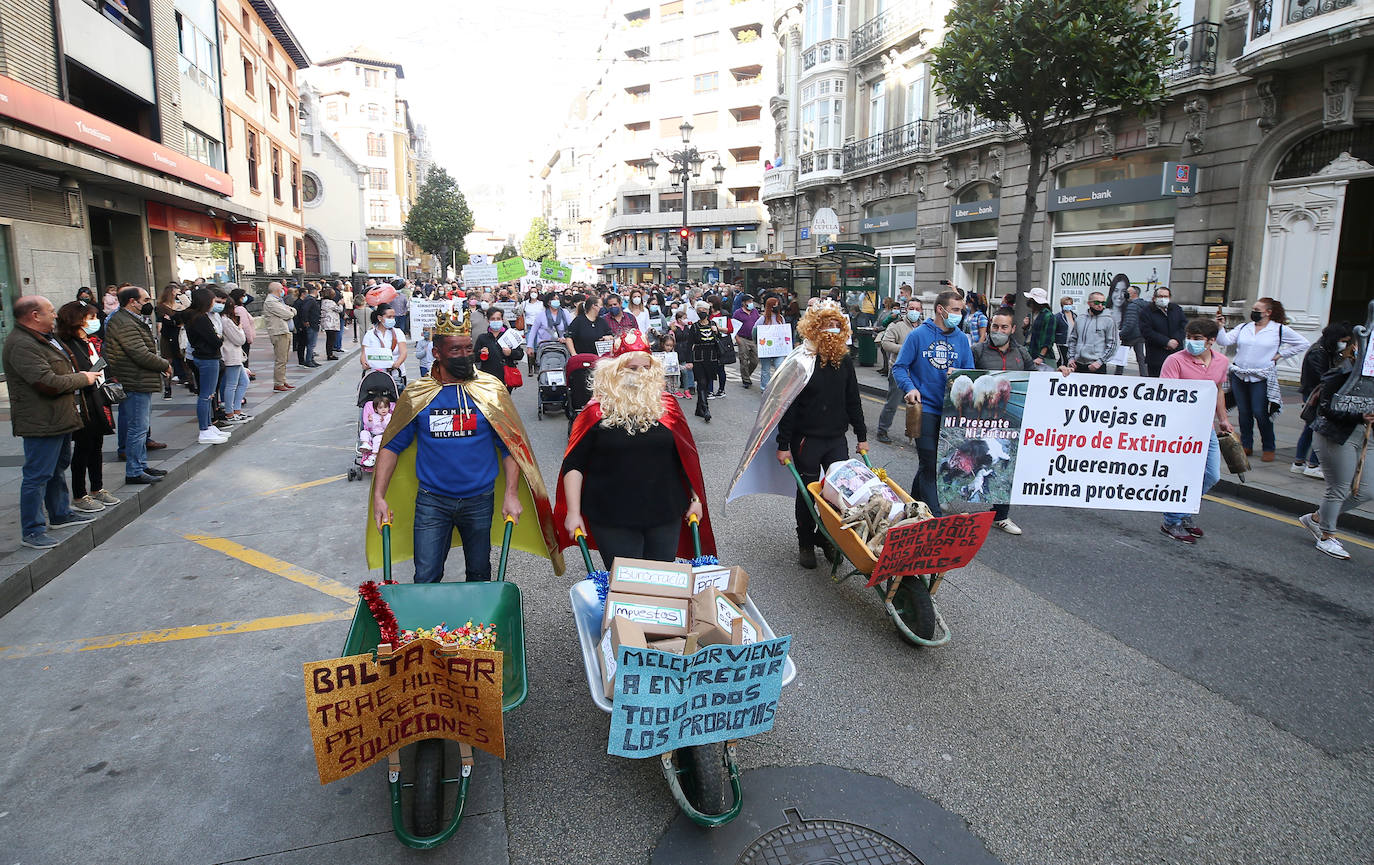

{"left": 797, "top": 148, "right": 843, "bottom": 188}
{"left": 843, "top": 119, "right": 934, "bottom": 173}
{"left": 935, "top": 109, "right": 1010, "bottom": 148}
{"left": 762, "top": 165, "right": 797, "bottom": 201}
{"left": 801, "top": 39, "right": 847, "bottom": 72}
{"left": 850, "top": 4, "right": 918, "bottom": 63}
{"left": 1166, "top": 21, "right": 1220, "bottom": 80}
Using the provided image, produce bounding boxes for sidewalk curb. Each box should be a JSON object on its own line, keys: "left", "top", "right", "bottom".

{"left": 0, "top": 350, "right": 360, "bottom": 619}
{"left": 1210, "top": 477, "right": 1374, "bottom": 536}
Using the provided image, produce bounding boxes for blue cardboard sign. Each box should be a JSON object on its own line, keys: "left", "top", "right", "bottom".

{"left": 607, "top": 637, "right": 791, "bottom": 758}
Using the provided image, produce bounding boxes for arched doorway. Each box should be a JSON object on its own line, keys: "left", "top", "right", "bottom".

{"left": 303, "top": 233, "right": 322, "bottom": 274}
{"left": 1257, "top": 123, "right": 1374, "bottom": 372}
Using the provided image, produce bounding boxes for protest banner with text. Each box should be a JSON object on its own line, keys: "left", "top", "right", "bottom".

{"left": 408, "top": 298, "right": 454, "bottom": 341}
{"left": 868, "top": 512, "right": 994, "bottom": 585}
{"left": 608, "top": 638, "right": 790, "bottom": 759}
{"left": 303, "top": 639, "right": 504, "bottom": 784}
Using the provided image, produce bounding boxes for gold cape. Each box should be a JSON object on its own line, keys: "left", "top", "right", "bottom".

{"left": 365, "top": 371, "right": 565, "bottom": 576}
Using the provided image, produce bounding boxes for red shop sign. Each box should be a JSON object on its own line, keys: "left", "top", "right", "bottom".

{"left": 146, "top": 202, "right": 229, "bottom": 241}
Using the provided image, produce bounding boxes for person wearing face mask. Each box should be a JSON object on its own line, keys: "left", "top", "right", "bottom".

{"left": 875, "top": 298, "right": 924, "bottom": 444}
{"left": 1298, "top": 334, "right": 1373, "bottom": 560}
{"left": 1053, "top": 296, "right": 1076, "bottom": 368}
{"left": 1115, "top": 285, "right": 1151, "bottom": 374}
{"left": 969, "top": 310, "right": 1048, "bottom": 535}
{"left": 1215, "top": 297, "right": 1309, "bottom": 461}
{"left": 1157, "top": 318, "right": 1234, "bottom": 544}
{"left": 361, "top": 303, "right": 409, "bottom": 387}
{"left": 1292, "top": 322, "right": 1354, "bottom": 479}
{"left": 601, "top": 294, "right": 638, "bottom": 340}
{"left": 680, "top": 300, "right": 726, "bottom": 421}
{"left": 104, "top": 286, "right": 173, "bottom": 480}
{"left": 555, "top": 330, "right": 714, "bottom": 569}
{"left": 473, "top": 307, "right": 525, "bottom": 389}
{"left": 261, "top": 281, "right": 298, "bottom": 391}
{"left": 182, "top": 288, "right": 228, "bottom": 445}
{"left": 755, "top": 295, "right": 788, "bottom": 391}
{"left": 892, "top": 290, "right": 974, "bottom": 515}
{"left": 626, "top": 291, "right": 650, "bottom": 333}
{"left": 1138, "top": 286, "right": 1187, "bottom": 377}
{"left": 526, "top": 290, "right": 573, "bottom": 368}
{"left": 369, "top": 310, "right": 564, "bottom": 584}
{"left": 1063, "top": 290, "right": 1119, "bottom": 374}
{"left": 732, "top": 294, "right": 762, "bottom": 390}
{"left": 566, "top": 296, "right": 613, "bottom": 355}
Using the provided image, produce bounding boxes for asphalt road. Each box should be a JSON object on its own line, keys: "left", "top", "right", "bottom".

{"left": 0, "top": 357, "right": 1369, "bottom": 865}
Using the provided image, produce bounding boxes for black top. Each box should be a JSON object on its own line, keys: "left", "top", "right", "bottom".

{"left": 680, "top": 320, "right": 723, "bottom": 364}
{"left": 1300, "top": 342, "right": 1334, "bottom": 397}
{"left": 563, "top": 421, "right": 690, "bottom": 527}
{"left": 297, "top": 295, "right": 322, "bottom": 328}
{"left": 1138, "top": 303, "right": 1188, "bottom": 369}
{"left": 776, "top": 355, "right": 866, "bottom": 447}
{"left": 566, "top": 314, "right": 612, "bottom": 355}
{"left": 184, "top": 314, "right": 223, "bottom": 360}
{"left": 474, "top": 331, "right": 524, "bottom": 379}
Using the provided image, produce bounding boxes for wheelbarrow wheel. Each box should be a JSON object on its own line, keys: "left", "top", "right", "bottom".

{"left": 411, "top": 738, "right": 445, "bottom": 837}
{"left": 891, "top": 579, "right": 937, "bottom": 645}
{"left": 677, "top": 743, "right": 730, "bottom": 815}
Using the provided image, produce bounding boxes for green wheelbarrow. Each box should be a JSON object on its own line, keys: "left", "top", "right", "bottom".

{"left": 341, "top": 518, "right": 527, "bottom": 849}
{"left": 788, "top": 454, "right": 952, "bottom": 648}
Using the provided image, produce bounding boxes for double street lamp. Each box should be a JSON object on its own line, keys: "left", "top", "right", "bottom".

{"left": 647, "top": 121, "right": 725, "bottom": 286}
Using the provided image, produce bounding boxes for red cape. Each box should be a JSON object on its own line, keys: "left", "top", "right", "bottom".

{"left": 555, "top": 393, "right": 718, "bottom": 564}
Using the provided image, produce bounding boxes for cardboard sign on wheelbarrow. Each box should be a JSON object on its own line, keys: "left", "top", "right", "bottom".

{"left": 303, "top": 639, "right": 504, "bottom": 784}
{"left": 865, "top": 512, "right": 995, "bottom": 588}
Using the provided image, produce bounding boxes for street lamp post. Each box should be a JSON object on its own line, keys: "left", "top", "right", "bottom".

{"left": 647, "top": 121, "right": 726, "bottom": 287}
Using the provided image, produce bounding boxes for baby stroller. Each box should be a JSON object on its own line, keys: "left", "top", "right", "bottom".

{"left": 565, "top": 353, "right": 599, "bottom": 435}
{"left": 348, "top": 369, "right": 400, "bottom": 481}
{"left": 535, "top": 340, "right": 571, "bottom": 419}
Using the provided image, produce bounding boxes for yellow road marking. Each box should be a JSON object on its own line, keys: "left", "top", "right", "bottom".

{"left": 184, "top": 534, "right": 359, "bottom": 603}
{"left": 256, "top": 474, "right": 349, "bottom": 496}
{"left": 0, "top": 611, "right": 353, "bottom": 660}
{"left": 1201, "top": 494, "right": 1374, "bottom": 551}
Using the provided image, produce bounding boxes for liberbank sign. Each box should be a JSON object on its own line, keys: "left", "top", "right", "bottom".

{"left": 1047, "top": 169, "right": 1198, "bottom": 213}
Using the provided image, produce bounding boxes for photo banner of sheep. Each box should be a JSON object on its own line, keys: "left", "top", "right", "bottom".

{"left": 937, "top": 371, "right": 1217, "bottom": 514}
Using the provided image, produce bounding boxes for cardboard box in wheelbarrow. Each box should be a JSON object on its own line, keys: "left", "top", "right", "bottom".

{"left": 690, "top": 587, "right": 761, "bottom": 646}
{"left": 599, "top": 615, "right": 648, "bottom": 699}
{"left": 601, "top": 591, "right": 692, "bottom": 638}
{"left": 609, "top": 558, "right": 694, "bottom": 599}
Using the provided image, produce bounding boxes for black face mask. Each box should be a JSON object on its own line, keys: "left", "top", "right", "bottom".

{"left": 139, "top": 302, "right": 154, "bottom": 316}
{"left": 1250, "top": 310, "right": 1263, "bottom": 323}
{"left": 443, "top": 355, "right": 475, "bottom": 380}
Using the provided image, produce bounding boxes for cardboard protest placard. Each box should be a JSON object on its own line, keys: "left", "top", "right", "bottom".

{"left": 608, "top": 637, "right": 791, "bottom": 758}
{"left": 462, "top": 263, "right": 498, "bottom": 286}
{"left": 868, "top": 512, "right": 994, "bottom": 586}
{"left": 407, "top": 298, "right": 454, "bottom": 341}
{"left": 496, "top": 258, "right": 527, "bottom": 282}
{"left": 937, "top": 370, "right": 1216, "bottom": 514}
{"left": 595, "top": 337, "right": 614, "bottom": 357}
{"left": 540, "top": 260, "right": 572, "bottom": 283}
{"left": 303, "top": 639, "right": 504, "bottom": 784}
{"left": 755, "top": 323, "right": 793, "bottom": 358}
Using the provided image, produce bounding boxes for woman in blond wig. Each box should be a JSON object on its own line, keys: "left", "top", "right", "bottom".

{"left": 555, "top": 329, "right": 716, "bottom": 569}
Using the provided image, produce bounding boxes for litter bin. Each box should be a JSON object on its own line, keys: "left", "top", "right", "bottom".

{"left": 856, "top": 329, "right": 878, "bottom": 367}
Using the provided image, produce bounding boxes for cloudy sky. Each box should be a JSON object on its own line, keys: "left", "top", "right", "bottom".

{"left": 272, "top": 0, "right": 609, "bottom": 237}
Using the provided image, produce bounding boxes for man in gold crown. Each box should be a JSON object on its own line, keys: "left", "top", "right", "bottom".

{"left": 368, "top": 309, "right": 564, "bottom": 582}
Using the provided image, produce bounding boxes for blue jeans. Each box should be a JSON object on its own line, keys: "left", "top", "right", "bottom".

{"left": 759, "top": 355, "right": 779, "bottom": 390}
{"left": 304, "top": 327, "right": 319, "bottom": 365}
{"left": 681, "top": 365, "right": 695, "bottom": 392}
{"left": 192, "top": 358, "right": 220, "bottom": 429}
{"left": 1294, "top": 422, "right": 1319, "bottom": 467}
{"left": 220, "top": 365, "right": 248, "bottom": 413}
{"left": 412, "top": 487, "right": 495, "bottom": 583}
{"left": 1229, "top": 374, "right": 1274, "bottom": 452}
{"left": 21, "top": 434, "right": 73, "bottom": 538}
{"left": 913, "top": 411, "right": 943, "bottom": 517}
{"left": 120, "top": 390, "right": 152, "bottom": 477}
{"left": 1163, "top": 431, "right": 1221, "bottom": 526}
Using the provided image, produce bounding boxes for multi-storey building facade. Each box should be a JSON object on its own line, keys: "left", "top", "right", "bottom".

{"left": 763, "top": 0, "right": 1374, "bottom": 368}
{"left": 302, "top": 49, "right": 426, "bottom": 279}
{"left": 0, "top": 0, "right": 255, "bottom": 356}
{"left": 218, "top": 0, "right": 308, "bottom": 278}
{"left": 297, "top": 81, "right": 367, "bottom": 278}
{"left": 546, "top": 0, "right": 776, "bottom": 286}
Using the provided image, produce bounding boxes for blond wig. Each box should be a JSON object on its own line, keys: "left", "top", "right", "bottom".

{"left": 592, "top": 353, "right": 666, "bottom": 433}
{"left": 796, "top": 302, "right": 851, "bottom": 367}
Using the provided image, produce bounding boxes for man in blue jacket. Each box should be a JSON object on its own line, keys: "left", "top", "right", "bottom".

{"left": 892, "top": 289, "right": 973, "bottom": 515}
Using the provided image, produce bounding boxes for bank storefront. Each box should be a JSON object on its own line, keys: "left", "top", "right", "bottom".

{"left": 858, "top": 195, "right": 918, "bottom": 299}
{"left": 950, "top": 182, "right": 1001, "bottom": 299}
{"left": 1046, "top": 152, "right": 1183, "bottom": 329}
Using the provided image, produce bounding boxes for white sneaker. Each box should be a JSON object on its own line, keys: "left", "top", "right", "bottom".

{"left": 1303, "top": 465, "right": 1325, "bottom": 480}
{"left": 1316, "top": 536, "right": 1350, "bottom": 560}
{"left": 1290, "top": 462, "right": 1307, "bottom": 474}
{"left": 992, "top": 518, "right": 1022, "bottom": 535}
{"left": 198, "top": 429, "right": 230, "bottom": 444}
{"left": 1298, "top": 512, "right": 1323, "bottom": 542}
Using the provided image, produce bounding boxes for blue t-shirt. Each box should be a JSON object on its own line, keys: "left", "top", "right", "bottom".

{"left": 384, "top": 384, "right": 511, "bottom": 498}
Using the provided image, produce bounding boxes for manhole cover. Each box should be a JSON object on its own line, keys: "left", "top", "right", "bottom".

{"left": 737, "top": 807, "right": 923, "bottom": 865}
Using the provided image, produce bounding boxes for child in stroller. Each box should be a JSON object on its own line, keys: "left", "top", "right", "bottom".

{"left": 348, "top": 369, "right": 400, "bottom": 481}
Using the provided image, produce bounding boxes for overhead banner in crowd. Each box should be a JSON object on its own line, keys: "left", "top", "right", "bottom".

{"left": 936, "top": 370, "right": 1216, "bottom": 514}
{"left": 608, "top": 638, "right": 791, "bottom": 759}
{"left": 302, "top": 640, "right": 505, "bottom": 784}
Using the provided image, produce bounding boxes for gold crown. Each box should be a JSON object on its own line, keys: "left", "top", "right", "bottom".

{"left": 433, "top": 309, "right": 470, "bottom": 336}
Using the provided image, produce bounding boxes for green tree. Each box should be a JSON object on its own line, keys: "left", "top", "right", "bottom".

{"left": 404, "top": 166, "right": 474, "bottom": 277}
{"left": 520, "top": 217, "right": 555, "bottom": 262}
{"left": 494, "top": 243, "right": 519, "bottom": 262}
{"left": 931, "top": 0, "right": 1176, "bottom": 300}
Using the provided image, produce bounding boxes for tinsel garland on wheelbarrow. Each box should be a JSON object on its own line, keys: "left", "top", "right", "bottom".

{"left": 357, "top": 580, "right": 498, "bottom": 650}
